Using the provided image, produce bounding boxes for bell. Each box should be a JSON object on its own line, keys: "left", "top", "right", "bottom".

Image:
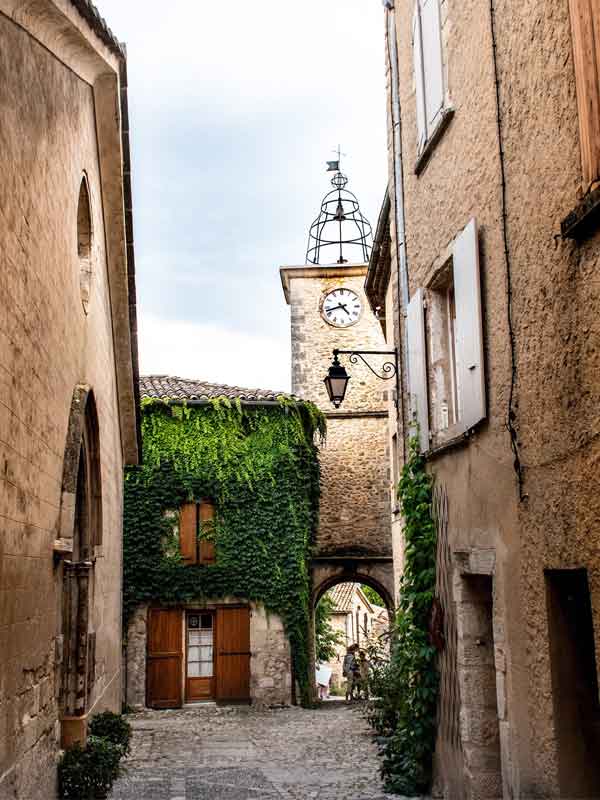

{"left": 333, "top": 201, "right": 347, "bottom": 222}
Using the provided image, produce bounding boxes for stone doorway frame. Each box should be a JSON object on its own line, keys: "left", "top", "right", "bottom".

{"left": 452, "top": 548, "right": 506, "bottom": 800}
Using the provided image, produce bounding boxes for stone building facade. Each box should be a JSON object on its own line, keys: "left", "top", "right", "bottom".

{"left": 368, "top": 1, "right": 600, "bottom": 798}
{"left": 280, "top": 264, "right": 394, "bottom": 609}
{"left": 0, "top": 2, "right": 140, "bottom": 798}
{"left": 122, "top": 376, "right": 321, "bottom": 710}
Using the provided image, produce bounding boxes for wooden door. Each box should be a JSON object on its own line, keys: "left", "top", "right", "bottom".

{"left": 216, "top": 606, "right": 251, "bottom": 702}
{"left": 147, "top": 608, "right": 183, "bottom": 709}
{"left": 185, "top": 612, "right": 215, "bottom": 702}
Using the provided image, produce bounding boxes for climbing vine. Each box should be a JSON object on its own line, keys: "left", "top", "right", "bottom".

{"left": 366, "top": 436, "right": 438, "bottom": 795}
{"left": 123, "top": 397, "right": 324, "bottom": 705}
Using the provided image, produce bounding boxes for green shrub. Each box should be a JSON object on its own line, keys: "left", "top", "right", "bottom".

{"left": 58, "top": 735, "right": 123, "bottom": 800}
{"left": 89, "top": 711, "right": 132, "bottom": 755}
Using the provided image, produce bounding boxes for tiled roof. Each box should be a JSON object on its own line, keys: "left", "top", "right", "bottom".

{"left": 140, "top": 375, "right": 289, "bottom": 403}
{"left": 326, "top": 583, "right": 374, "bottom": 614}
{"left": 70, "top": 0, "right": 125, "bottom": 58}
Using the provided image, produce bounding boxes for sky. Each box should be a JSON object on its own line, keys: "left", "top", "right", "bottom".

{"left": 98, "top": 0, "right": 388, "bottom": 391}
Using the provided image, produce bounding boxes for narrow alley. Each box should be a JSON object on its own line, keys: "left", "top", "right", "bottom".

{"left": 109, "top": 704, "right": 398, "bottom": 800}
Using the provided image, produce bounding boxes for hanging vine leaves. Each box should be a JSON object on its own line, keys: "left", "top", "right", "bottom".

{"left": 123, "top": 397, "right": 324, "bottom": 706}
{"left": 366, "top": 436, "right": 438, "bottom": 795}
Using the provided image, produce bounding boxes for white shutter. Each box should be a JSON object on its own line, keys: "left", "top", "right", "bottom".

{"left": 420, "top": 0, "right": 444, "bottom": 132}
{"left": 453, "top": 219, "right": 486, "bottom": 432}
{"left": 407, "top": 288, "right": 430, "bottom": 453}
{"left": 412, "top": 4, "right": 427, "bottom": 152}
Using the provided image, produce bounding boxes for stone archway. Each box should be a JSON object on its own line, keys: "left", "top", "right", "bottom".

{"left": 308, "top": 559, "right": 395, "bottom": 702}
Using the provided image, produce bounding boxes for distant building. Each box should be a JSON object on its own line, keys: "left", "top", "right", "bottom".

{"left": 0, "top": 2, "right": 139, "bottom": 797}
{"left": 368, "top": 1, "right": 600, "bottom": 797}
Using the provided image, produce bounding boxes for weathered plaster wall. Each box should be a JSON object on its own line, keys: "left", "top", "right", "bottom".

{"left": 125, "top": 603, "right": 292, "bottom": 709}
{"left": 385, "top": 0, "right": 600, "bottom": 796}
{"left": 0, "top": 12, "right": 126, "bottom": 799}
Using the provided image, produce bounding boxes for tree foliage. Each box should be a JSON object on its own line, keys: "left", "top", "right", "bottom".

{"left": 123, "top": 397, "right": 324, "bottom": 705}
{"left": 315, "top": 594, "right": 344, "bottom": 662}
{"left": 366, "top": 436, "right": 438, "bottom": 795}
{"left": 361, "top": 584, "right": 385, "bottom": 607}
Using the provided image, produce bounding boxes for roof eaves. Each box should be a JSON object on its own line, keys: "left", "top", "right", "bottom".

{"left": 69, "top": 0, "right": 125, "bottom": 58}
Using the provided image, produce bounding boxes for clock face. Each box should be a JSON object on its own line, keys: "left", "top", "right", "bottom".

{"left": 322, "top": 288, "right": 362, "bottom": 328}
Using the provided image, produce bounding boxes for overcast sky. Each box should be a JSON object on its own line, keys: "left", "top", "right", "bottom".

{"left": 98, "top": 0, "right": 388, "bottom": 391}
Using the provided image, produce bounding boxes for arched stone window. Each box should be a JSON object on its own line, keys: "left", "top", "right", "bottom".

{"left": 77, "top": 176, "right": 93, "bottom": 313}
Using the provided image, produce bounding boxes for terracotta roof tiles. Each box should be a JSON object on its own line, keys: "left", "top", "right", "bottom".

{"left": 140, "top": 375, "right": 290, "bottom": 404}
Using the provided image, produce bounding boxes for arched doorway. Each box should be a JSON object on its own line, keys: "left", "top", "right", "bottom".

{"left": 312, "top": 575, "right": 393, "bottom": 701}
{"left": 58, "top": 386, "right": 102, "bottom": 742}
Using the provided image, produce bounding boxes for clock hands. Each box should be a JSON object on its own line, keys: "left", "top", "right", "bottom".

{"left": 326, "top": 302, "right": 350, "bottom": 315}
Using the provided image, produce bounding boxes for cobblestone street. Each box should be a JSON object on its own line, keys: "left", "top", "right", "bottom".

{"left": 109, "top": 702, "right": 398, "bottom": 800}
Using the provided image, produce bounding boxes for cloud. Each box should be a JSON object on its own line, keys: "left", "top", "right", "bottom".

{"left": 138, "top": 313, "right": 292, "bottom": 393}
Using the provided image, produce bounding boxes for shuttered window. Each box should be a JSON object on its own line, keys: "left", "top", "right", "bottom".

{"left": 453, "top": 219, "right": 485, "bottom": 432}
{"left": 179, "top": 500, "right": 217, "bottom": 565}
{"left": 412, "top": 0, "right": 445, "bottom": 153}
{"left": 407, "top": 219, "right": 485, "bottom": 452}
{"left": 568, "top": 0, "right": 600, "bottom": 188}
{"left": 407, "top": 287, "right": 430, "bottom": 453}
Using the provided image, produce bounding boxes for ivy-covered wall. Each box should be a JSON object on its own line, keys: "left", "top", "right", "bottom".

{"left": 123, "top": 397, "right": 323, "bottom": 705}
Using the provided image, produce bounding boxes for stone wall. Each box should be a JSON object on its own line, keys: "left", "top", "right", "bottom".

{"left": 125, "top": 602, "right": 291, "bottom": 709}
{"left": 0, "top": 5, "right": 136, "bottom": 798}
{"left": 383, "top": 0, "right": 600, "bottom": 796}
{"left": 281, "top": 265, "right": 392, "bottom": 558}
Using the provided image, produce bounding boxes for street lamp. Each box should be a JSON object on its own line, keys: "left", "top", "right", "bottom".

{"left": 323, "top": 348, "right": 399, "bottom": 409}
{"left": 323, "top": 352, "right": 350, "bottom": 408}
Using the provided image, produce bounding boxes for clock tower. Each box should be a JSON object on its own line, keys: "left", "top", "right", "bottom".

{"left": 280, "top": 165, "right": 394, "bottom": 622}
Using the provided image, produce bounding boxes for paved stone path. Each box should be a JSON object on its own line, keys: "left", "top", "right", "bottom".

{"left": 109, "top": 702, "right": 399, "bottom": 800}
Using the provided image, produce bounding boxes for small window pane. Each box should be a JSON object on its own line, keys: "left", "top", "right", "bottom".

{"left": 189, "top": 631, "right": 202, "bottom": 645}
{"left": 188, "top": 662, "right": 200, "bottom": 677}
{"left": 199, "top": 661, "right": 213, "bottom": 677}
{"left": 188, "top": 646, "right": 200, "bottom": 661}
{"left": 200, "top": 630, "right": 212, "bottom": 644}
{"left": 188, "top": 615, "right": 200, "bottom": 629}
{"left": 201, "top": 614, "right": 212, "bottom": 629}
{"left": 200, "top": 646, "right": 213, "bottom": 662}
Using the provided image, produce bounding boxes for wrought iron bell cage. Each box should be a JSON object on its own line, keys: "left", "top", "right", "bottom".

{"left": 306, "top": 170, "right": 373, "bottom": 265}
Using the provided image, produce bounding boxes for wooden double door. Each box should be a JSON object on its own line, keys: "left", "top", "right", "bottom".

{"left": 146, "top": 606, "right": 250, "bottom": 708}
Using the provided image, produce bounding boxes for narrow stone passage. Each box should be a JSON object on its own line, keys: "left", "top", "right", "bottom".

{"left": 109, "top": 702, "right": 398, "bottom": 800}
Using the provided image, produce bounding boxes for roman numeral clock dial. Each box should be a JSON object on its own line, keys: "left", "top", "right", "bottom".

{"left": 321, "top": 288, "right": 362, "bottom": 328}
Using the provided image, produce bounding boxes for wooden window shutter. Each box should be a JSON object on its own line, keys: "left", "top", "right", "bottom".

{"left": 452, "top": 218, "right": 486, "bottom": 433}
{"left": 568, "top": 0, "right": 600, "bottom": 188}
{"left": 407, "top": 288, "right": 430, "bottom": 453}
{"left": 420, "top": 0, "right": 444, "bottom": 131}
{"left": 412, "top": 3, "right": 428, "bottom": 152}
{"left": 179, "top": 502, "right": 197, "bottom": 564}
{"left": 199, "top": 499, "right": 216, "bottom": 564}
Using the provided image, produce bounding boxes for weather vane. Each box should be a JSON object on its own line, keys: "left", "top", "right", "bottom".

{"left": 305, "top": 146, "right": 372, "bottom": 265}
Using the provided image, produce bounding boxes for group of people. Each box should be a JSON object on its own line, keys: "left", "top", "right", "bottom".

{"left": 342, "top": 643, "right": 370, "bottom": 701}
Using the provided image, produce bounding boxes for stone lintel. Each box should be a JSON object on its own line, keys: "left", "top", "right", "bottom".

{"left": 453, "top": 548, "right": 496, "bottom": 576}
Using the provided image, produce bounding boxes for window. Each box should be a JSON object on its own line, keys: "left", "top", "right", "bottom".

{"left": 179, "top": 499, "right": 216, "bottom": 565}
{"left": 187, "top": 613, "right": 214, "bottom": 678}
{"left": 412, "top": 0, "right": 451, "bottom": 166}
{"left": 77, "top": 176, "right": 93, "bottom": 313}
{"left": 407, "top": 219, "right": 485, "bottom": 451}
{"left": 568, "top": 0, "right": 600, "bottom": 190}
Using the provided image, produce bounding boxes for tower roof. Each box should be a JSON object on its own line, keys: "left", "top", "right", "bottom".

{"left": 305, "top": 159, "right": 372, "bottom": 266}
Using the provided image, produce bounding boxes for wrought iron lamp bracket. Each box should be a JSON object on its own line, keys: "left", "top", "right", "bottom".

{"left": 332, "top": 349, "right": 400, "bottom": 408}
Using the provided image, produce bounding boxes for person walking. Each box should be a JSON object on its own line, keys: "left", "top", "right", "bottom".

{"left": 342, "top": 644, "right": 359, "bottom": 701}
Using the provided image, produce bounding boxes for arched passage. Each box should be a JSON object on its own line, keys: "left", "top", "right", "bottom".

{"left": 311, "top": 568, "right": 394, "bottom": 702}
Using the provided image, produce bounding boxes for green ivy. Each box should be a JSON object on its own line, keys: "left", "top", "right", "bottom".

{"left": 366, "top": 436, "right": 438, "bottom": 795}
{"left": 123, "top": 397, "right": 323, "bottom": 706}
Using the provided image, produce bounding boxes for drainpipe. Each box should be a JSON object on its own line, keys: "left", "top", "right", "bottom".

{"left": 385, "top": 2, "right": 411, "bottom": 459}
